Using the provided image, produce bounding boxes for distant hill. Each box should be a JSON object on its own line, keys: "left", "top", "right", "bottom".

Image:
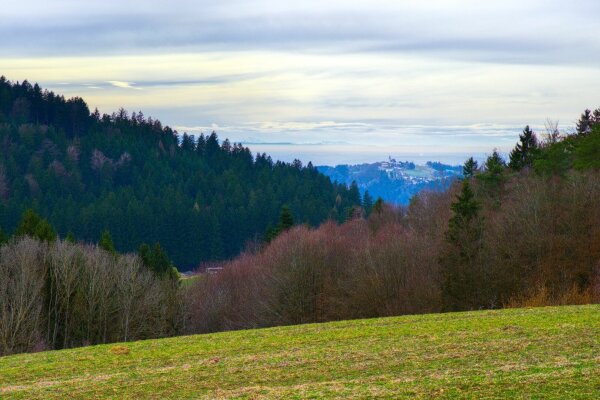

{"left": 1, "top": 305, "right": 597, "bottom": 398}
{"left": 318, "top": 158, "right": 462, "bottom": 205}
{"left": 0, "top": 77, "right": 361, "bottom": 268}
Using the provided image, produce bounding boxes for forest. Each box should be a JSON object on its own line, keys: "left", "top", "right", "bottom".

{"left": 0, "top": 77, "right": 362, "bottom": 269}
{"left": 1, "top": 77, "right": 599, "bottom": 357}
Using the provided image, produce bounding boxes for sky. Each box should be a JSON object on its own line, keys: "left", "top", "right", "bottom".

{"left": 2, "top": 0, "right": 599, "bottom": 165}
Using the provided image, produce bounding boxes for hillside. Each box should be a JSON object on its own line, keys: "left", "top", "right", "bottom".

{"left": 0, "top": 78, "right": 361, "bottom": 268}
{"left": 318, "top": 159, "right": 462, "bottom": 205}
{"left": 0, "top": 305, "right": 598, "bottom": 399}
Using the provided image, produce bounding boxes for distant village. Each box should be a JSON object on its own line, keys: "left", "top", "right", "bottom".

{"left": 377, "top": 157, "right": 461, "bottom": 184}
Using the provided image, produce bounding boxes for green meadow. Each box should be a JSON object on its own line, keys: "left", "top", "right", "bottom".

{"left": 1, "top": 305, "right": 598, "bottom": 399}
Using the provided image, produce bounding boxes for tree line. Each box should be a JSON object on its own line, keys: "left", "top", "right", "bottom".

{"left": 0, "top": 77, "right": 362, "bottom": 268}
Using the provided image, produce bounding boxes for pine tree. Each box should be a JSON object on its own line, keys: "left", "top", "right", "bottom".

{"left": 15, "top": 209, "right": 57, "bottom": 242}
{"left": 348, "top": 181, "right": 361, "bottom": 205}
{"left": 139, "top": 242, "right": 175, "bottom": 277}
{"left": 99, "top": 229, "right": 115, "bottom": 253}
{"left": 509, "top": 125, "right": 538, "bottom": 170}
{"left": 447, "top": 181, "right": 480, "bottom": 243}
{"left": 442, "top": 180, "right": 484, "bottom": 311}
{"left": 180, "top": 133, "right": 195, "bottom": 151}
{"left": 478, "top": 150, "right": 506, "bottom": 190}
{"left": 278, "top": 205, "right": 294, "bottom": 232}
{"left": 362, "top": 190, "right": 374, "bottom": 216}
{"left": 576, "top": 109, "right": 592, "bottom": 136}
{"left": 463, "top": 157, "right": 478, "bottom": 179}
{"left": 65, "top": 231, "right": 75, "bottom": 243}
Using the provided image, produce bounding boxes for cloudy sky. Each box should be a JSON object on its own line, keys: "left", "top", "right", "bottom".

{"left": 2, "top": 0, "right": 599, "bottom": 164}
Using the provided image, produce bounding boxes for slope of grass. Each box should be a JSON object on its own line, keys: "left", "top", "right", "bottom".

{"left": 1, "top": 305, "right": 598, "bottom": 399}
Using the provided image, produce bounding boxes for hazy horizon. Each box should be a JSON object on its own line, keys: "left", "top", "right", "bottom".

{"left": 2, "top": 1, "right": 599, "bottom": 164}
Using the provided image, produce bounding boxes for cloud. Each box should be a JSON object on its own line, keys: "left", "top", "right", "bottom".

{"left": 2, "top": 1, "right": 599, "bottom": 163}
{"left": 107, "top": 81, "right": 141, "bottom": 90}
{"left": 1, "top": 1, "right": 599, "bottom": 66}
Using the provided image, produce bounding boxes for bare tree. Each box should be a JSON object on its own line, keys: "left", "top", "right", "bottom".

{"left": 0, "top": 238, "right": 47, "bottom": 355}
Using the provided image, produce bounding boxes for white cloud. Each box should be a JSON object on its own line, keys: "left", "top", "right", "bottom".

{"left": 107, "top": 81, "right": 141, "bottom": 90}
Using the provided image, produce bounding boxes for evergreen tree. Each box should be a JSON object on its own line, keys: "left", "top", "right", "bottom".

{"left": 508, "top": 125, "right": 538, "bottom": 170}
{"left": 373, "top": 197, "right": 384, "bottom": 215}
{"left": 15, "top": 209, "right": 56, "bottom": 242}
{"left": 362, "top": 190, "right": 374, "bottom": 216}
{"left": 99, "top": 229, "right": 116, "bottom": 253}
{"left": 0, "top": 226, "right": 7, "bottom": 245}
{"left": 442, "top": 180, "right": 484, "bottom": 311}
{"left": 65, "top": 231, "right": 75, "bottom": 243}
{"left": 278, "top": 205, "right": 294, "bottom": 232}
{"left": 462, "top": 157, "right": 478, "bottom": 179}
{"left": 263, "top": 224, "right": 278, "bottom": 243}
{"left": 478, "top": 150, "right": 506, "bottom": 191}
{"left": 139, "top": 242, "right": 176, "bottom": 278}
{"left": 180, "top": 133, "right": 195, "bottom": 151}
{"left": 348, "top": 181, "right": 361, "bottom": 205}
{"left": 576, "top": 109, "right": 592, "bottom": 136}
{"left": 446, "top": 181, "right": 480, "bottom": 243}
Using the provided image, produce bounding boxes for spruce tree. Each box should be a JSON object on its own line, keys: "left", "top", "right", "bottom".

{"left": 348, "top": 181, "right": 361, "bottom": 205}
{"left": 65, "top": 231, "right": 75, "bottom": 243}
{"left": 362, "top": 190, "right": 374, "bottom": 216}
{"left": 446, "top": 180, "right": 480, "bottom": 243}
{"left": 99, "top": 229, "right": 116, "bottom": 253}
{"left": 478, "top": 150, "right": 506, "bottom": 190}
{"left": 442, "top": 180, "right": 485, "bottom": 311}
{"left": 576, "top": 109, "right": 592, "bottom": 136}
{"left": 277, "top": 205, "right": 294, "bottom": 232}
{"left": 463, "top": 157, "right": 478, "bottom": 179}
{"left": 509, "top": 125, "right": 538, "bottom": 170}
{"left": 15, "top": 209, "right": 57, "bottom": 242}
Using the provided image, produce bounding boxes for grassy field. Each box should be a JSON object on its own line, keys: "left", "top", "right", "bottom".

{"left": 0, "top": 305, "right": 598, "bottom": 399}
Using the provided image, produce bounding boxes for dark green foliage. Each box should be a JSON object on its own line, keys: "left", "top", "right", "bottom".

{"left": 263, "top": 224, "right": 278, "bottom": 243}
{"left": 14, "top": 209, "right": 57, "bottom": 242}
{"left": 65, "top": 231, "right": 75, "bottom": 243}
{"left": 446, "top": 181, "right": 480, "bottom": 244}
{"left": 533, "top": 138, "right": 574, "bottom": 176}
{"left": 263, "top": 205, "right": 295, "bottom": 242}
{"left": 477, "top": 150, "right": 506, "bottom": 195}
{"left": 278, "top": 205, "right": 294, "bottom": 232}
{"left": 0, "top": 78, "right": 360, "bottom": 269}
{"left": 373, "top": 197, "right": 384, "bottom": 215}
{"left": 139, "top": 242, "right": 177, "bottom": 278}
{"left": 99, "top": 229, "right": 115, "bottom": 253}
{"left": 576, "top": 109, "right": 592, "bottom": 136}
{"left": 483, "top": 150, "right": 506, "bottom": 177}
{"left": 573, "top": 124, "right": 600, "bottom": 170}
{"left": 462, "top": 157, "right": 478, "bottom": 179}
{"left": 509, "top": 125, "right": 539, "bottom": 170}
{"left": 0, "top": 226, "right": 7, "bottom": 245}
{"left": 442, "top": 180, "right": 484, "bottom": 311}
{"left": 362, "top": 190, "right": 374, "bottom": 216}
{"left": 348, "top": 181, "right": 361, "bottom": 204}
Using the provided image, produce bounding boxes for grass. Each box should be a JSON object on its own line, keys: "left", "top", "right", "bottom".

{"left": 179, "top": 273, "right": 201, "bottom": 287}
{"left": 0, "top": 305, "right": 598, "bottom": 399}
